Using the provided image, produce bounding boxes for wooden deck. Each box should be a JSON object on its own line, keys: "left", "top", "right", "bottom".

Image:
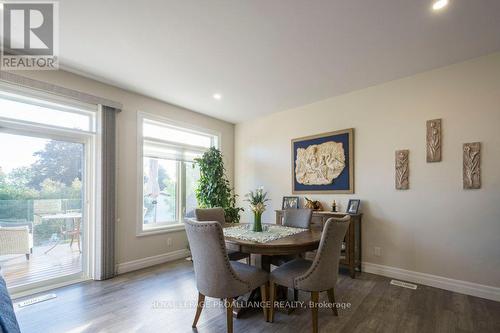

{"left": 0, "top": 243, "right": 82, "bottom": 288}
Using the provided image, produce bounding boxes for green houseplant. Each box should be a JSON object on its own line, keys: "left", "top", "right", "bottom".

{"left": 194, "top": 147, "right": 243, "bottom": 223}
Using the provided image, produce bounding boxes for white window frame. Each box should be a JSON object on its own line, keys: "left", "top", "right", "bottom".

{"left": 0, "top": 83, "right": 98, "bottom": 296}
{"left": 0, "top": 82, "right": 97, "bottom": 134}
{"left": 136, "top": 112, "right": 220, "bottom": 236}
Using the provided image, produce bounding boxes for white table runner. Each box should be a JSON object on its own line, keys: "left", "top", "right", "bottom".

{"left": 223, "top": 224, "right": 307, "bottom": 243}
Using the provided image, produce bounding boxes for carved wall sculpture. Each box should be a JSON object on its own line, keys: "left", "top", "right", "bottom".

{"left": 295, "top": 141, "right": 345, "bottom": 185}
{"left": 292, "top": 128, "right": 354, "bottom": 194}
{"left": 395, "top": 150, "right": 409, "bottom": 190}
{"left": 426, "top": 119, "right": 442, "bottom": 162}
{"left": 463, "top": 142, "right": 481, "bottom": 189}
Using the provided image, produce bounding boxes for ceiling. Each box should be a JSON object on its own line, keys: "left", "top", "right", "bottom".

{"left": 59, "top": 0, "right": 500, "bottom": 123}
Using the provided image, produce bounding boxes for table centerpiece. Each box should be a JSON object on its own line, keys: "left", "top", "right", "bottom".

{"left": 245, "top": 187, "right": 269, "bottom": 232}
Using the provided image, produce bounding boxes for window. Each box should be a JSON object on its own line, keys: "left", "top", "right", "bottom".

{"left": 139, "top": 114, "right": 218, "bottom": 234}
{"left": 0, "top": 88, "right": 96, "bottom": 132}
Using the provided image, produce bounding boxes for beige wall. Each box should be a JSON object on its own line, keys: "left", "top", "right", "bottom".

{"left": 17, "top": 69, "right": 235, "bottom": 266}
{"left": 235, "top": 53, "right": 500, "bottom": 288}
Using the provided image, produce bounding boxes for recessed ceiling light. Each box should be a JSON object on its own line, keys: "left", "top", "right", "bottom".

{"left": 432, "top": 0, "right": 448, "bottom": 11}
{"left": 213, "top": 93, "right": 222, "bottom": 100}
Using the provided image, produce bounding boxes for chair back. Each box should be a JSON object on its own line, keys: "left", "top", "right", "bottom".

{"left": 0, "top": 220, "right": 33, "bottom": 233}
{"left": 283, "top": 208, "right": 312, "bottom": 229}
{"left": 194, "top": 207, "right": 226, "bottom": 224}
{"left": 294, "top": 215, "right": 350, "bottom": 291}
{"left": 185, "top": 219, "right": 251, "bottom": 298}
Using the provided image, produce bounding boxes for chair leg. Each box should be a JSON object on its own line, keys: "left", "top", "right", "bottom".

{"left": 226, "top": 297, "right": 234, "bottom": 333}
{"left": 246, "top": 255, "right": 251, "bottom": 265}
{"left": 269, "top": 282, "right": 276, "bottom": 323}
{"left": 327, "top": 288, "right": 338, "bottom": 316}
{"left": 192, "top": 292, "right": 205, "bottom": 328}
{"left": 311, "top": 291, "right": 319, "bottom": 333}
{"left": 294, "top": 288, "right": 299, "bottom": 302}
{"left": 260, "top": 283, "right": 269, "bottom": 322}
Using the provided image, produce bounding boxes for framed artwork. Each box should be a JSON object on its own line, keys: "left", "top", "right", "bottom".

{"left": 291, "top": 128, "right": 354, "bottom": 194}
{"left": 347, "top": 199, "right": 360, "bottom": 214}
{"left": 282, "top": 196, "right": 299, "bottom": 210}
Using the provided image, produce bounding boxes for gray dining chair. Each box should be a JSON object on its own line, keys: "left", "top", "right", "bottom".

{"left": 185, "top": 219, "right": 269, "bottom": 333}
{"left": 272, "top": 208, "right": 313, "bottom": 265}
{"left": 282, "top": 208, "right": 313, "bottom": 229}
{"left": 271, "top": 208, "right": 313, "bottom": 299}
{"left": 269, "top": 215, "right": 350, "bottom": 333}
{"left": 195, "top": 208, "right": 251, "bottom": 264}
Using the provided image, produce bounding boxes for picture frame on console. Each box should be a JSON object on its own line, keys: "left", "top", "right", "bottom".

{"left": 347, "top": 199, "right": 360, "bottom": 214}
{"left": 282, "top": 196, "right": 299, "bottom": 209}
{"left": 291, "top": 128, "right": 354, "bottom": 194}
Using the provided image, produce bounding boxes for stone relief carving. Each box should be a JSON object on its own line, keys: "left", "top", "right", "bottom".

{"left": 463, "top": 142, "right": 481, "bottom": 189}
{"left": 427, "top": 119, "right": 442, "bottom": 162}
{"left": 395, "top": 150, "right": 409, "bottom": 190}
{"left": 295, "top": 141, "right": 345, "bottom": 185}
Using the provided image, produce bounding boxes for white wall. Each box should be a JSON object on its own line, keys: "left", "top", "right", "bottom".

{"left": 17, "top": 69, "right": 235, "bottom": 267}
{"left": 235, "top": 53, "right": 500, "bottom": 289}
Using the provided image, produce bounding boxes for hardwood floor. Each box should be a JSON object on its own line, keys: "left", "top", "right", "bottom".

{"left": 13, "top": 259, "right": 500, "bottom": 333}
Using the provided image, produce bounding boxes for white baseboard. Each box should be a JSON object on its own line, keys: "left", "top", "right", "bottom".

{"left": 115, "top": 249, "right": 190, "bottom": 275}
{"left": 362, "top": 262, "right": 500, "bottom": 302}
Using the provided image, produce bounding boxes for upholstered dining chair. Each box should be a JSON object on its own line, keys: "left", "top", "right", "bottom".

{"left": 195, "top": 208, "right": 251, "bottom": 264}
{"left": 185, "top": 219, "right": 269, "bottom": 333}
{"left": 272, "top": 208, "right": 313, "bottom": 264}
{"left": 282, "top": 208, "right": 313, "bottom": 229}
{"left": 269, "top": 215, "right": 350, "bottom": 333}
{"left": 271, "top": 208, "right": 313, "bottom": 299}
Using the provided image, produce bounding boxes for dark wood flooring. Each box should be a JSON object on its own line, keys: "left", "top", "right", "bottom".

{"left": 13, "top": 259, "right": 500, "bottom": 333}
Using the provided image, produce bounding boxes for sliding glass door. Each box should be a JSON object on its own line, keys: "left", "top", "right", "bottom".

{"left": 0, "top": 85, "right": 96, "bottom": 294}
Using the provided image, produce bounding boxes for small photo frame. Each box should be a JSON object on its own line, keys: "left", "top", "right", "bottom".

{"left": 282, "top": 196, "right": 299, "bottom": 210}
{"left": 346, "top": 199, "right": 360, "bottom": 214}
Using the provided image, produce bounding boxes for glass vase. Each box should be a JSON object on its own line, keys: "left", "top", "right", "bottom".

{"left": 253, "top": 211, "right": 263, "bottom": 232}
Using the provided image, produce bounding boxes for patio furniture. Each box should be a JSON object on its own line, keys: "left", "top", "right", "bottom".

{"left": 185, "top": 219, "right": 269, "bottom": 333}
{"left": 269, "top": 216, "right": 351, "bottom": 333}
{"left": 194, "top": 208, "right": 251, "bottom": 264}
{"left": 41, "top": 212, "right": 82, "bottom": 254}
{"left": 33, "top": 199, "right": 63, "bottom": 226}
{"left": 63, "top": 217, "right": 82, "bottom": 253}
{"left": 0, "top": 224, "right": 33, "bottom": 260}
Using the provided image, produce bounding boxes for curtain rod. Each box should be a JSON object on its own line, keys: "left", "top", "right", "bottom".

{"left": 0, "top": 71, "right": 122, "bottom": 110}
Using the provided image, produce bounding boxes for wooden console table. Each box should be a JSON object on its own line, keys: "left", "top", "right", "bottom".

{"left": 275, "top": 210, "right": 362, "bottom": 278}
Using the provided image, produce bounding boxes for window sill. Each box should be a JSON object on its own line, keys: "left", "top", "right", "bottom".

{"left": 137, "top": 223, "right": 185, "bottom": 237}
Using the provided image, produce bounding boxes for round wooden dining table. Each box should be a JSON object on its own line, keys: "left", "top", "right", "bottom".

{"left": 223, "top": 223, "right": 322, "bottom": 271}
{"left": 223, "top": 223, "right": 323, "bottom": 317}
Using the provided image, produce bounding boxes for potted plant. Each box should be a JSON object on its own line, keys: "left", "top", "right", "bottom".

{"left": 245, "top": 187, "right": 270, "bottom": 232}
{"left": 194, "top": 147, "right": 243, "bottom": 223}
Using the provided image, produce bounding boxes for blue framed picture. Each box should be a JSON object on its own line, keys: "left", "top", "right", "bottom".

{"left": 292, "top": 128, "right": 354, "bottom": 194}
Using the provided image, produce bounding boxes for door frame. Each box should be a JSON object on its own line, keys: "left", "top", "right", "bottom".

{"left": 0, "top": 116, "right": 97, "bottom": 298}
